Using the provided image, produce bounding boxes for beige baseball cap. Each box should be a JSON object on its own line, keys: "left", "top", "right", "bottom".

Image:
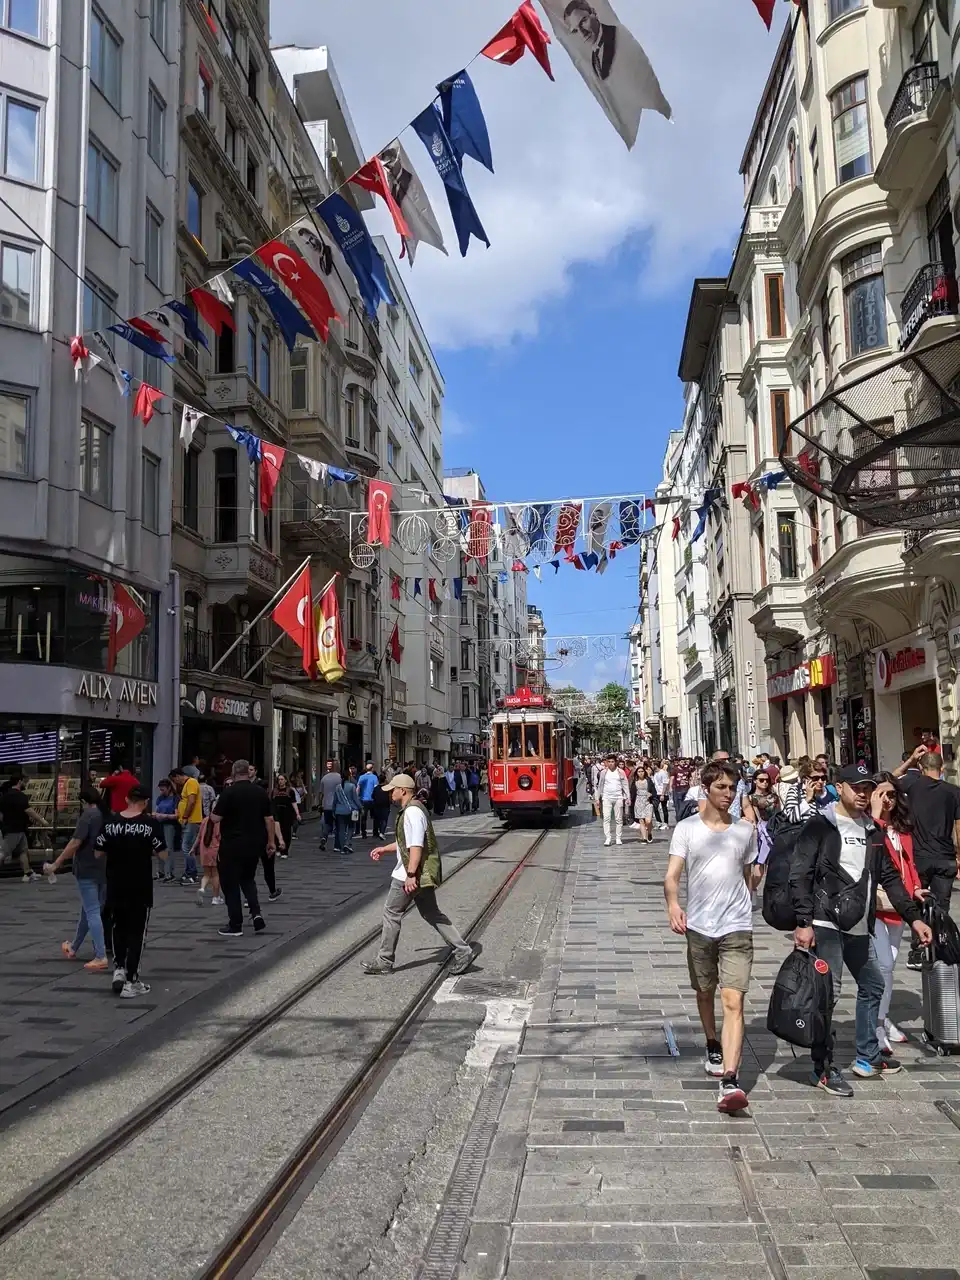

{"left": 382, "top": 773, "right": 416, "bottom": 790}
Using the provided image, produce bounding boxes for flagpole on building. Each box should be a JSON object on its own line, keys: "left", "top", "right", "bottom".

{"left": 208, "top": 555, "right": 312, "bottom": 675}
{"left": 239, "top": 572, "right": 339, "bottom": 683}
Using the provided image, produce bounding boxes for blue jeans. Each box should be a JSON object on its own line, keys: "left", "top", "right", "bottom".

{"left": 181, "top": 822, "right": 201, "bottom": 878}
{"left": 72, "top": 878, "right": 107, "bottom": 959}
{"left": 160, "top": 821, "right": 177, "bottom": 878}
{"left": 321, "top": 810, "right": 335, "bottom": 846}
{"left": 335, "top": 814, "right": 353, "bottom": 851}
{"left": 810, "top": 928, "right": 886, "bottom": 1071}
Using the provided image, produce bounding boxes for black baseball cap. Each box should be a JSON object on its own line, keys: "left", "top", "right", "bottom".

{"left": 127, "top": 784, "right": 152, "bottom": 802}
{"left": 835, "top": 763, "right": 874, "bottom": 787}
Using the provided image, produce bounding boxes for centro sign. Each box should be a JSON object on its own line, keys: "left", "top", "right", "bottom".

{"left": 875, "top": 646, "right": 926, "bottom": 690}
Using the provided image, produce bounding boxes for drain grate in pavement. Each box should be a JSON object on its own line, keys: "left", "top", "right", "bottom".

{"left": 453, "top": 975, "right": 528, "bottom": 1000}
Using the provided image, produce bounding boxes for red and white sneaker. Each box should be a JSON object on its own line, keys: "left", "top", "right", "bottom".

{"left": 717, "top": 1076, "right": 749, "bottom": 1113}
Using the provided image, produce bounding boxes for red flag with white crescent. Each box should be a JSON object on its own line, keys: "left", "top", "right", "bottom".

{"left": 255, "top": 240, "right": 340, "bottom": 342}
{"left": 388, "top": 621, "right": 403, "bottom": 664}
{"left": 107, "top": 582, "right": 147, "bottom": 673}
{"left": 272, "top": 564, "right": 319, "bottom": 680}
{"left": 367, "top": 479, "right": 393, "bottom": 546}
{"left": 482, "top": 2, "right": 554, "bottom": 79}
{"left": 259, "top": 444, "right": 286, "bottom": 514}
{"left": 350, "top": 158, "right": 411, "bottom": 242}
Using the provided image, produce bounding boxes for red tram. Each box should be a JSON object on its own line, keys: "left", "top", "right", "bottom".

{"left": 487, "top": 688, "right": 576, "bottom": 823}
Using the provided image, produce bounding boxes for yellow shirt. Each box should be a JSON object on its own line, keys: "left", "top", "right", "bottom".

{"left": 178, "top": 776, "right": 203, "bottom": 824}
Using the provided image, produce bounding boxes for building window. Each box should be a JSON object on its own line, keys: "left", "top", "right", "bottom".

{"left": 461, "top": 639, "right": 470, "bottom": 671}
{"left": 387, "top": 435, "right": 400, "bottom": 470}
{"left": 141, "top": 452, "right": 160, "bottom": 532}
{"left": 198, "top": 59, "right": 212, "bottom": 117}
{"left": 493, "top": 651, "right": 501, "bottom": 675}
{"left": 2, "top": 0, "right": 40, "bottom": 38}
{"left": 344, "top": 385, "right": 358, "bottom": 443}
{"left": 749, "top": 406, "right": 760, "bottom": 466}
{"left": 147, "top": 85, "right": 165, "bottom": 166}
{"left": 386, "top": 360, "right": 400, "bottom": 402}
{"left": 408, "top": 343, "right": 423, "bottom": 388}
{"left": 214, "top": 447, "right": 238, "bottom": 542}
{"left": 431, "top": 447, "right": 441, "bottom": 477}
{"left": 771, "top": 389, "right": 791, "bottom": 456}
{"left": 222, "top": 6, "right": 238, "bottom": 60}
{"left": 90, "top": 8, "right": 121, "bottom": 110}
{"left": 0, "top": 241, "right": 34, "bottom": 326}
{"left": 182, "top": 589, "right": 200, "bottom": 637}
{"left": 3, "top": 93, "right": 40, "bottom": 183}
{"left": 224, "top": 115, "right": 237, "bottom": 166}
{"left": 820, "top": 285, "right": 833, "bottom": 381}
{"left": 149, "top": 0, "right": 166, "bottom": 49}
{"left": 79, "top": 417, "right": 112, "bottom": 505}
{"left": 410, "top": 406, "right": 425, "bottom": 440}
{"left": 768, "top": 174, "right": 779, "bottom": 205}
{"left": 346, "top": 580, "right": 359, "bottom": 641}
{"left": 831, "top": 75, "right": 871, "bottom": 184}
{"left": 460, "top": 599, "right": 469, "bottom": 625}
{"left": 87, "top": 138, "right": 119, "bottom": 236}
{"left": 247, "top": 56, "right": 259, "bottom": 102}
{"left": 145, "top": 203, "right": 163, "bottom": 285}
{"left": 259, "top": 329, "right": 271, "bottom": 395}
{"left": 217, "top": 321, "right": 235, "bottom": 373}
{"left": 809, "top": 502, "right": 821, "bottom": 570}
{"left": 246, "top": 319, "right": 257, "bottom": 376}
{"left": 246, "top": 153, "right": 258, "bottom": 198}
{"left": 290, "top": 346, "right": 307, "bottom": 411}
{"left": 83, "top": 274, "right": 116, "bottom": 342}
{"left": 777, "top": 512, "right": 798, "bottom": 579}
{"left": 461, "top": 686, "right": 471, "bottom": 719}
{"left": 431, "top": 392, "right": 441, "bottom": 422}
{"left": 765, "top": 273, "right": 785, "bottom": 338}
{"left": 810, "top": 128, "right": 821, "bottom": 203}
{"left": 757, "top": 522, "right": 767, "bottom": 589}
{"left": 430, "top": 656, "right": 442, "bottom": 690}
{"left": 913, "top": 0, "right": 935, "bottom": 62}
{"left": 713, "top": 527, "right": 725, "bottom": 581}
{"left": 787, "top": 131, "right": 798, "bottom": 192}
{"left": 0, "top": 389, "right": 29, "bottom": 474}
{"left": 745, "top": 295, "right": 754, "bottom": 349}
{"left": 842, "top": 243, "right": 887, "bottom": 357}
{"left": 187, "top": 176, "right": 203, "bottom": 241}
{"left": 828, "top": 0, "right": 865, "bottom": 20}
{"left": 182, "top": 446, "right": 199, "bottom": 531}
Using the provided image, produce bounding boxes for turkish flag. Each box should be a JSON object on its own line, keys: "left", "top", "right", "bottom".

{"left": 107, "top": 582, "right": 147, "bottom": 673}
{"left": 388, "top": 621, "right": 403, "bottom": 664}
{"left": 134, "top": 383, "right": 163, "bottom": 425}
{"left": 272, "top": 564, "right": 319, "bottom": 680}
{"left": 368, "top": 479, "right": 393, "bottom": 546}
{"left": 671, "top": 516, "right": 681, "bottom": 541}
{"left": 189, "top": 287, "right": 236, "bottom": 335}
{"left": 468, "top": 503, "right": 493, "bottom": 561}
{"left": 752, "top": 0, "right": 775, "bottom": 28}
{"left": 428, "top": 578, "right": 440, "bottom": 604}
{"left": 391, "top": 575, "right": 402, "bottom": 601}
{"left": 260, "top": 444, "right": 286, "bottom": 514}
{"left": 130, "top": 316, "right": 169, "bottom": 346}
{"left": 482, "top": 3, "right": 554, "bottom": 79}
{"left": 255, "top": 240, "right": 340, "bottom": 342}
{"left": 350, "top": 158, "right": 411, "bottom": 241}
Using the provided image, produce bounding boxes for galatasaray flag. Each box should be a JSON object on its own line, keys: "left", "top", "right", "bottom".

{"left": 315, "top": 579, "right": 346, "bottom": 683}
{"left": 272, "top": 564, "right": 320, "bottom": 680}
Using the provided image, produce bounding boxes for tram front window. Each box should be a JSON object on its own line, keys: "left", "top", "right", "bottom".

{"left": 508, "top": 725, "right": 523, "bottom": 757}
{"left": 542, "top": 723, "right": 553, "bottom": 759}
{"left": 524, "top": 726, "right": 541, "bottom": 758}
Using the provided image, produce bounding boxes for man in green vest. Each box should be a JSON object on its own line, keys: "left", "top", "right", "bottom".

{"left": 361, "top": 773, "right": 479, "bottom": 976}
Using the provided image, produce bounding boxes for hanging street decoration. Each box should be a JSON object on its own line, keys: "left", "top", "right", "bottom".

{"left": 368, "top": 479, "right": 393, "bottom": 546}
{"left": 316, "top": 578, "right": 346, "bottom": 683}
{"left": 752, "top": 0, "right": 776, "bottom": 29}
{"left": 254, "top": 240, "right": 341, "bottom": 341}
{"left": 482, "top": 2, "right": 554, "bottom": 79}
{"left": 412, "top": 104, "right": 490, "bottom": 257}
{"left": 188, "top": 286, "right": 235, "bottom": 336}
{"left": 438, "top": 70, "right": 494, "bottom": 173}
{"left": 349, "top": 156, "right": 411, "bottom": 243}
{"left": 133, "top": 384, "right": 163, "bottom": 426}
{"left": 232, "top": 259, "right": 317, "bottom": 351}
{"left": 373, "top": 140, "right": 447, "bottom": 263}
{"left": 272, "top": 564, "right": 322, "bottom": 680}
{"left": 260, "top": 444, "right": 286, "bottom": 515}
{"left": 317, "top": 192, "right": 397, "bottom": 320}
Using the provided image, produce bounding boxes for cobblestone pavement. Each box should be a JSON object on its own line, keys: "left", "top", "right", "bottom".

{"left": 457, "top": 815, "right": 960, "bottom": 1280}
{"left": 0, "top": 807, "right": 498, "bottom": 1109}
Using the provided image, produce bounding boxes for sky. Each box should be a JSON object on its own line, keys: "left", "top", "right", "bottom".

{"left": 272, "top": 0, "right": 786, "bottom": 692}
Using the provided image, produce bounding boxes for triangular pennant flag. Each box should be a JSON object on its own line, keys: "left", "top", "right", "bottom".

{"left": 511, "top": 559, "right": 529, "bottom": 573}
{"left": 226, "top": 424, "right": 262, "bottom": 463}
{"left": 428, "top": 578, "right": 440, "bottom": 604}
{"left": 539, "top": 0, "right": 671, "bottom": 149}
{"left": 189, "top": 287, "right": 235, "bottom": 336}
{"left": 90, "top": 332, "right": 131, "bottom": 395}
{"left": 581, "top": 552, "right": 600, "bottom": 570}
{"left": 572, "top": 555, "right": 585, "bottom": 570}
{"left": 297, "top": 454, "right": 327, "bottom": 484}
{"left": 376, "top": 141, "right": 447, "bottom": 264}
{"left": 482, "top": 2, "right": 554, "bottom": 79}
{"left": 129, "top": 315, "right": 169, "bottom": 346}
{"left": 180, "top": 404, "right": 208, "bottom": 449}
{"left": 133, "top": 383, "right": 163, "bottom": 426}
{"left": 144, "top": 306, "right": 185, "bottom": 342}
{"left": 208, "top": 274, "right": 234, "bottom": 306}
{"left": 272, "top": 564, "right": 320, "bottom": 681}
{"left": 453, "top": 578, "right": 463, "bottom": 600}
{"left": 108, "top": 322, "right": 175, "bottom": 363}
{"left": 596, "top": 553, "right": 609, "bottom": 576}
{"left": 350, "top": 157, "right": 411, "bottom": 242}
{"left": 642, "top": 498, "right": 656, "bottom": 515}
{"left": 70, "top": 336, "right": 102, "bottom": 382}
{"left": 414, "top": 578, "right": 422, "bottom": 597}
{"left": 388, "top": 621, "right": 403, "bottom": 664}
{"left": 232, "top": 258, "right": 316, "bottom": 351}
{"left": 391, "top": 575, "right": 402, "bottom": 602}
{"left": 255, "top": 240, "right": 340, "bottom": 342}
{"left": 164, "top": 300, "right": 210, "bottom": 349}
{"left": 438, "top": 71, "right": 494, "bottom": 172}
{"left": 532, "top": 565, "right": 542, "bottom": 580}
{"left": 752, "top": 0, "right": 776, "bottom": 28}
{"left": 316, "top": 578, "right": 346, "bottom": 683}
{"left": 550, "top": 560, "right": 560, "bottom": 573}
{"left": 316, "top": 192, "right": 397, "bottom": 320}
{"left": 671, "top": 515, "right": 681, "bottom": 541}
{"left": 259, "top": 443, "right": 286, "bottom": 514}
{"left": 412, "top": 105, "right": 490, "bottom": 258}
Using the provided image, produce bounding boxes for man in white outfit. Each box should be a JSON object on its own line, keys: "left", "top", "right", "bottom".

{"left": 598, "top": 752, "right": 630, "bottom": 846}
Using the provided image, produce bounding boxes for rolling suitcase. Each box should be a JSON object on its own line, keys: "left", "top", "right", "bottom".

{"left": 921, "top": 959, "right": 960, "bottom": 1056}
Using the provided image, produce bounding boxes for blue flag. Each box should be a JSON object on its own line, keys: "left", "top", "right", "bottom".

{"left": 165, "top": 299, "right": 209, "bottom": 349}
{"left": 582, "top": 552, "right": 600, "bottom": 570}
{"left": 328, "top": 466, "right": 359, "bottom": 484}
{"left": 316, "top": 193, "right": 396, "bottom": 321}
{"left": 619, "top": 500, "right": 641, "bottom": 546}
{"left": 414, "top": 578, "right": 422, "bottom": 598}
{"left": 438, "top": 71, "right": 493, "bottom": 173}
{"left": 412, "top": 105, "right": 490, "bottom": 258}
{"left": 550, "top": 560, "right": 560, "bottom": 574}
{"left": 232, "top": 259, "right": 316, "bottom": 352}
{"left": 107, "top": 323, "right": 175, "bottom": 364}
{"left": 691, "top": 489, "right": 721, "bottom": 543}
{"left": 453, "top": 578, "right": 463, "bottom": 600}
{"left": 225, "top": 425, "right": 262, "bottom": 463}
{"left": 499, "top": 572, "right": 509, "bottom": 585}
{"left": 760, "top": 470, "right": 787, "bottom": 491}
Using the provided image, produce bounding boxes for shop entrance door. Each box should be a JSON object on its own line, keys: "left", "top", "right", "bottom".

{"left": 342, "top": 724, "right": 364, "bottom": 774}
{"left": 899, "top": 682, "right": 939, "bottom": 754}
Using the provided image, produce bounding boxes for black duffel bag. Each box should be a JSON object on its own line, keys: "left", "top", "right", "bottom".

{"left": 766, "top": 948, "right": 833, "bottom": 1049}
{"left": 924, "top": 900, "right": 960, "bottom": 967}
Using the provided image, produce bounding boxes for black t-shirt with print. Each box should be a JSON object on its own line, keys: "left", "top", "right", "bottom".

{"left": 96, "top": 813, "right": 164, "bottom": 906}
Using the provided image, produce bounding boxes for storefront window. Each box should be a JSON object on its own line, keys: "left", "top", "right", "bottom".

{"left": 0, "top": 560, "right": 158, "bottom": 679}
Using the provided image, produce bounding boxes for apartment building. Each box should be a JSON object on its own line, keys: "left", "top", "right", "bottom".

{"left": 0, "top": 0, "right": 180, "bottom": 836}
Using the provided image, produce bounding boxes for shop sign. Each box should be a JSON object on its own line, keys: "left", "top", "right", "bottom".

{"left": 767, "top": 654, "right": 836, "bottom": 702}
{"left": 391, "top": 680, "right": 407, "bottom": 727}
{"left": 416, "top": 730, "right": 433, "bottom": 747}
{"left": 875, "top": 645, "right": 926, "bottom": 690}
{"left": 76, "top": 672, "right": 158, "bottom": 708}
{"left": 744, "top": 660, "right": 757, "bottom": 750}
{"left": 291, "top": 713, "right": 308, "bottom": 733}
{"left": 950, "top": 626, "right": 960, "bottom": 654}
{"left": 346, "top": 695, "right": 359, "bottom": 720}
{"left": 182, "top": 685, "right": 263, "bottom": 724}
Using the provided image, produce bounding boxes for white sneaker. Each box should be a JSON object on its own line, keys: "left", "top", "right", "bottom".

{"left": 211, "top": 895, "right": 225, "bottom": 906}
{"left": 603, "top": 837, "right": 611, "bottom": 846}
{"left": 885, "top": 1020, "right": 908, "bottom": 1044}
{"left": 111, "top": 967, "right": 126, "bottom": 994}
{"left": 630, "top": 822, "right": 642, "bottom": 829}
{"left": 22, "top": 872, "right": 40, "bottom": 882}
{"left": 615, "top": 837, "right": 623, "bottom": 845}
{"left": 120, "top": 980, "right": 151, "bottom": 998}
{"left": 196, "top": 887, "right": 206, "bottom": 907}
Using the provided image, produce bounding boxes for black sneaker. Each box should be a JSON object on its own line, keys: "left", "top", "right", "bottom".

{"left": 906, "top": 948, "right": 924, "bottom": 971}
{"left": 717, "top": 1074, "right": 749, "bottom": 1114}
{"left": 252, "top": 915, "right": 266, "bottom": 933}
{"left": 361, "top": 960, "right": 393, "bottom": 975}
{"left": 268, "top": 888, "right": 282, "bottom": 902}
{"left": 704, "top": 1039, "right": 724, "bottom": 1077}
{"left": 812, "top": 1065, "right": 854, "bottom": 1097}
{"left": 878, "top": 1055, "right": 903, "bottom": 1076}
{"left": 318, "top": 841, "right": 327, "bottom": 851}
{"left": 218, "top": 926, "right": 243, "bottom": 937}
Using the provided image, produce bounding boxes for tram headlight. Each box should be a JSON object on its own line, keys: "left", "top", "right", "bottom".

{"left": 518, "top": 774, "right": 533, "bottom": 790}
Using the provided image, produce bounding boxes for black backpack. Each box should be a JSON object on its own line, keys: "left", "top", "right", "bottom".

{"left": 924, "top": 900, "right": 960, "bottom": 967}
{"left": 766, "top": 948, "right": 834, "bottom": 1049}
{"left": 761, "top": 814, "right": 805, "bottom": 931}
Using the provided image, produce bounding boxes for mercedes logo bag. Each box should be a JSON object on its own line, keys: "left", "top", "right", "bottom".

{"left": 766, "top": 948, "right": 834, "bottom": 1050}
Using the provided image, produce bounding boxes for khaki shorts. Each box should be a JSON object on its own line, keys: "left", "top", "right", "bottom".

{"left": 686, "top": 928, "right": 753, "bottom": 994}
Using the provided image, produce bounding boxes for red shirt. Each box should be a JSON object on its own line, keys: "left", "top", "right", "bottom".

{"left": 101, "top": 770, "right": 140, "bottom": 813}
{"left": 876, "top": 824, "right": 921, "bottom": 924}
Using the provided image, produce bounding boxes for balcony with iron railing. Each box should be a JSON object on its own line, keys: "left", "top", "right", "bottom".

{"left": 876, "top": 62, "right": 947, "bottom": 196}
{"left": 181, "top": 628, "right": 268, "bottom": 685}
{"left": 899, "top": 261, "right": 959, "bottom": 349}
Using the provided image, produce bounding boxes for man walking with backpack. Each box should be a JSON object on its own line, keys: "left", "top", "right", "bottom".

{"left": 664, "top": 761, "right": 760, "bottom": 1113}
{"left": 791, "top": 763, "right": 932, "bottom": 1095}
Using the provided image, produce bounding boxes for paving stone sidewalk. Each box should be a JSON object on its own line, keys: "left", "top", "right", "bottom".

{"left": 459, "top": 816, "right": 960, "bottom": 1280}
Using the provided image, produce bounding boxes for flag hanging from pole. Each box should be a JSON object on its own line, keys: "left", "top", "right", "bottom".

{"left": 411, "top": 105, "right": 490, "bottom": 257}
{"left": 367, "top": 479, "right": 393, "bottom": 546}
{"left": 482, "top": 2, "right": 554, "bottom": 79}
{"left": 273, "top": 564, "right": 320, "bottom": 680}
{"left": 539, "top": 0, "right": 672, "bottom": 149}
{"left": 437, "top": 70, "right": 494, "bottom": 172}
{"left": 107, "top": 583, "right": 147, "bottom": 674}
{"left": 255, "top": 240, "right": 340, "bottom": 341}
{"left": 317, "top": 192, "right": 397, "bottom": 320}
{"left": 375, "top": 141, "right": 447, "bottom": 263}
{"left": 259, "top": 444, "right": 286, "bottom": 514}
{"left": 316, "top": 578, "right": 346, "bottom": 683}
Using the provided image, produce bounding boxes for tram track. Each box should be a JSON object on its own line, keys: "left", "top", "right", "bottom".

{"left": 0, "top": 824, "right": 542, "bottom": 1253}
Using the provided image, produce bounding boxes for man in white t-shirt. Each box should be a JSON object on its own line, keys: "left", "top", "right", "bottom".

{"left": 652, "top": 760, "right": 670, "bottom": 829}
{"left": 360, "top": 774, "right": 478, "bottom": 976}
{"left": 597, "top": 752, "right": 631, "bottom": 846}
{"left": 664, "top": 761, "right": 760, "bottom": 1114}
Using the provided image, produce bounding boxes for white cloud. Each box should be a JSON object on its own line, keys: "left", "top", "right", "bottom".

{"left": 273, "top": 1, "right": 781, "bottom": 348}
{"left": 441, "top": 408, "right": 471, "bottom": 438}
